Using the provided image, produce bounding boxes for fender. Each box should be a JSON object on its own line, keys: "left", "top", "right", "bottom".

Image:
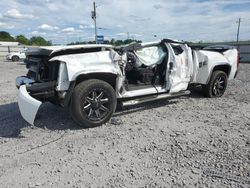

{"left": 49, "top": 50, "right": 121, "bottom": 82}
{"left": 205, "top": 64, "right": 231, "bottom": 84}
{"left": 62, "top": 72, "right": 119, "bottom": 108}
{"left": 193, "top": 50, "right": 233, "bottom": 85}
{"left": 50, "top": 50, "right": 123, "bottom": 107}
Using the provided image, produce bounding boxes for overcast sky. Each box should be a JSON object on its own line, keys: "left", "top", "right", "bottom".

{"left": 0, "top": 0, "right": 250, "bottom": 44}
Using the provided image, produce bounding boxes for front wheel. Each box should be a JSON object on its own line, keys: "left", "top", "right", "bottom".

{"left": 203, "top": 71, "right": 227, "bottom": 98}
{"left": 12, "top": 56, "right": 19, "bottom": 62}
{"left": 69, "top": 79, "right": 117, "bottom": 128}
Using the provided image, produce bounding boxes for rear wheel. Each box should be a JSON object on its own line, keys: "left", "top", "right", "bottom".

{"left": 70, "top": 79, "right": 117, "bottom": 128}
{"left": 203, "top": 71, "right": 227, "bottom": 98}
{"left": 12, "top": 56, "right": 19, "bottom": 62}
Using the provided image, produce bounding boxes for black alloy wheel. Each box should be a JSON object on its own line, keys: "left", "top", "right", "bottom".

{"left": 203, "top": 70, "right": 228, "bottom": 98}
{"left": 12, "top": 56, "right": 19, "bottom": 62}
{"left": 70, "top": 79, "right": 117, "bottom": 128}
{"left": 212, "top": 75, "right": 226, "bottom": 96}
{"left": 82, "top": 89, "right": 111, "bottom": 121}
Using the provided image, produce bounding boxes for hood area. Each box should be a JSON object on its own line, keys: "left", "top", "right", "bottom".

{"left": 26, "top": 44, "right": 114, "bottom": 59}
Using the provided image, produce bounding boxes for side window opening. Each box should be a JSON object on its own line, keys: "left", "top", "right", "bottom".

{"left": 124, "top": 45, "right": 168, "bottom": 88}
{"left": 171, "top": 45, "right": 184, "bottom": 55}
{"left": 134, "top": 45, "right": 166, "bottom": 67}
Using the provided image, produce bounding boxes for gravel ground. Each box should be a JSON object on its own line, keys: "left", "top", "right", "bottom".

{"left": 0, "top": 58, "right": 249, "bottom": 188}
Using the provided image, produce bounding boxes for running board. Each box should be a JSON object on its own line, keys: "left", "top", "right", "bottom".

{"left": 122, "top": 90, "right": 190, "bottom": 106}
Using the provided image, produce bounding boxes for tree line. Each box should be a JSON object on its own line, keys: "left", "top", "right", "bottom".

{"left": 68, "top": 38, "right": 142, "bottom": 46}
{"left": 0, "top": 31, "right": 142, "bottom": 46}
{"left": 0, "top": 31, "right": 52, "bottom": 46}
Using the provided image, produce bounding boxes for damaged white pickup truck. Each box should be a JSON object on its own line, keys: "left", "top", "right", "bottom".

{"left": 16, "top": 39, "right": 239, "bottom": 128}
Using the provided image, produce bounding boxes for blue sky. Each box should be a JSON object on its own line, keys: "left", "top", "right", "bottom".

{"left": 0, "top": 0, "right": 250, "bottom": 44}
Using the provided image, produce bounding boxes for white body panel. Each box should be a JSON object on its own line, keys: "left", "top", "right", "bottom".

{"left": 223, "top": 49, "right": 238, "bottom": 80}
{"left": 50, "top": 50, "right": 120, "bottom": 82}
{"left": 41, "top": 44, "right": 113, "bottom": 53}
{"left": 191, "top": 49, "right": 237, "bottom": 84}
{"left": 166, "top": 44, "right": 192, "bottom": 93}
{"left": 121, "top": 86, "right": 168, "bottom": 98}
{"left": 17, "top": 85, "right": 42, "bottom": 125}
{"left": 56, "top": 62, "right": 70, "bottom": 91}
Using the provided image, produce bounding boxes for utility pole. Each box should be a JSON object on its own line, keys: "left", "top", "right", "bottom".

{"left": 236, "top": 17, "right": 241, "bottom": 43}
{"left": 127, "top": 32, "right": 130, "bottom": 40}
{"left": 91, "top": 2, "right": 97, "bottom": 43}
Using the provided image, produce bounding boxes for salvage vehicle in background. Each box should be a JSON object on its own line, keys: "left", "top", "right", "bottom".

{"left": 6, "top": 48, "right": 28, "bottom": 61}
{"left": 16, "top": 39, "right": 239, "bottom": 127}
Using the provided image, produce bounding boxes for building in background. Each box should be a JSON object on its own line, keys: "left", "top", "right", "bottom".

{"left": 0, "top": 41, "right": 25, "bottom": 57}
{"left": 0, "top": 41, "right": 19, "bottom": 46}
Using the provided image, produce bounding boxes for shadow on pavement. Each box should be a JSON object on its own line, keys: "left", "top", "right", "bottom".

{"left": 0, "top": 102, "right": 80, "bottom": 138}
{"left": 114, "top": 99, "right": 178, "bottom": 117}
{"left": 35, "top": 103, "right": 80, "bottom": 130}
{"left": 0, "top": 102, "right": 26, "bottom": 138}
{"left": 114, "top": 90, "right": 205, "bottom": 117}
{"left": 0, "top": 90, "right": 205, "bottom": 138}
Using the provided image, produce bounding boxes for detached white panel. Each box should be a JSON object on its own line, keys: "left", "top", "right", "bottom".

{"left": 17, "top": 85, "right": 42, "bottom": 125}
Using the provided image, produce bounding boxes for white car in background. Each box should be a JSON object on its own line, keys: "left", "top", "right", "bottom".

{"left": 6, "top": 48, "right": 27, "bottom": 62}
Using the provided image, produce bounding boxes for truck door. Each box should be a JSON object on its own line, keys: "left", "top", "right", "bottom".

{"left": 165, "top": 43, "right": 193, "bottom": 93}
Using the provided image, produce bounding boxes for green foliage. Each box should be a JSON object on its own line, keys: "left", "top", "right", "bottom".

{"left": 15, "top": 35, "right": 29, "bottom": 45}
{"left": 0, "top": 31, "right": 52, "bottom": 46}
{"left": 29, "top": 36, "right": 52, "bottom": 46}
{"left": 0, "top": 31, "right": 15, "bottom": 41}
{"left": 1, "top": 30, "right": 143, "bottom": 46}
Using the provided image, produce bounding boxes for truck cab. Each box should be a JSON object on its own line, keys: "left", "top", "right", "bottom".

{"left": 16, "top": 39, "right": 239, "bottom": 127}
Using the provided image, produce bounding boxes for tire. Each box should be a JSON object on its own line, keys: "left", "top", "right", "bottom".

{"left": 203, "top": 71, "right": 227, "bottom": 98}
{"left": 12, "top": 56, "right": 19, "bottom": 62}
{"left": 69, "top": 79, "right": 117, "bottom": 128}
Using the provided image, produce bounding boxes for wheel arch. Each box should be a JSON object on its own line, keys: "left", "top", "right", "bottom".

{"left": 75, "top": 72, "right": 117, "bottom": 91}
{"left": 206, "top": 64, "right": 231, "bottom": 84}
{"left": 62, "top": 73, "right": 118, "bottom": 108}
